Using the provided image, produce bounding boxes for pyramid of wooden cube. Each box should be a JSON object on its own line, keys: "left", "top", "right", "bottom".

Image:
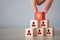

{"left": 25, "top": 11, "right": 55, "bottom": 37}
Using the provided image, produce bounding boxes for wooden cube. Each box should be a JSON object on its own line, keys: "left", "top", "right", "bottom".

{"left": 34, "top": 12, "right": 45, "bottom": 20}
{"left": 36, "top": 28, "right": 45, "bottom": 36}
{"left": 25, "top": 28, "right": 36, "bottom": 37}
{"left": 30, "top": 20, "right": 40, "bottom": 28}
{"left": 45, "top": 27, "right": 54, "bottom": 36}
{"left": 40, "top": 19, "right": 49, "bottom": 28}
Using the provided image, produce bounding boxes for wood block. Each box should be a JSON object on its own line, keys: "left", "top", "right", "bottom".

{"left": 45, "top": 27, "right": 54, "bottom": 36}
{"left": 30, "top": 20, "right": 40, "bottom": 28}
{"left": 25, "top": 28, "right": 36, "bottom": 37}
{"left": 34, "top": 12, "right": 45, "bottom": 20}
{"left": 40, "top": 19, "right": 49, "bottom": 28}
{"left": 36, "top": 28, "right": 45, "bottom": 36}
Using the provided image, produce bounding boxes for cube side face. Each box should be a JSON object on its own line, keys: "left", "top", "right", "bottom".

{"left": 33, "top": 28, "right": 37, "bottom": 37}
{"left": 45, "top": 28, "right": 54, "bottom": 36}
{"left": 34, "top": 12, "right": 45, "bottom": 20}
{"left": 42, "top": 12, "right": 45, "bottom": 20}
{"left": 30, "top": 20, "right": 39, "bottom": 28}
{"left": 37, "top": 20, "right": 40, "bottom": 28}
{"left": 25, "top": 28, "right": 33, "bottom": 37}
{"left": 36, "top": 28, "right": 44, "bottom": 36}
{"left": 46, "top": 20, "right": 49, "bottom": 27}
{"left": 40, "top": 20, "right": 49, "bottom": 28}
{"left": 53, "top": 27, "right": 55, "bottom": 36}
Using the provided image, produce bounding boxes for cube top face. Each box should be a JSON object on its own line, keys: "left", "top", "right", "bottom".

{"left": 30, "top": 20, "right": 38, "bottom": 28}
{"left": 25, "top": 28, "right": 33, "bottom": 37}
{"left": 36, "top": 28, "right": 44, "bottom": 36}
{"left": 34, "top": 12, "right": 45, "bottom": 20}
{"left": 40, "top": 20, "right": 49, "bottom": 28}
{"left": 46, "top": 28, "right": 53, "bottom": 36}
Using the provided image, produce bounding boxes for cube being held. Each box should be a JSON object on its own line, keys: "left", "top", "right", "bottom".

{"left": 25, "top": 28, "right": 36, "bottom": 37}
{"left": 45, "top": 27, "right": 54, "bottom": 36}
{"left": 34, "top": 12, "right": 45, "bottom": 20}
{"left": 36, "top": 28, "right": 45, "bottom": 36}
{"left": 30, "top": 20, "right": 40, "bottom": 28}
{"left": 40, "top": 19, "right": 49, "bottom": 28}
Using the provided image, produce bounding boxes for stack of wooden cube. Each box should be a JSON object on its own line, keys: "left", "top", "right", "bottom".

{"left": 25, "top": 12, "right": 54, "bottom": 37}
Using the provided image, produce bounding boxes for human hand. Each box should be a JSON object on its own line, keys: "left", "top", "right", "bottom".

{"left": 30, "top": 0, "right": 54, "bottom": 13}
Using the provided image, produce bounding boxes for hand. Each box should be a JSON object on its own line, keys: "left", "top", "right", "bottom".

{"left": 30, "top": 0, "right": 54, "bottom": 13}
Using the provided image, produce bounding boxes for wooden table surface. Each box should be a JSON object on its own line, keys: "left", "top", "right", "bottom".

{"left": 0, "top": 27, "right": 60, "bottom": 40}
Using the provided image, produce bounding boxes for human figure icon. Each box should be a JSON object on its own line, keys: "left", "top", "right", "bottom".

{"left": 47, "top": 29, "right": 51, "bottom": 34}
{"left": 41, "top": 21, "right": 45, "bottom": 26}
{"left": 37, "top": 29, "right": 41, "bottom": 34}
{"left": 32, "top": 22, "right": 36, "bottom": 27}
{"left": 27, "top": 30, "right": 31, "bottom": 35}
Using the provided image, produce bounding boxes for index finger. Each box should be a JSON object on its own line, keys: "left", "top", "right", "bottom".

{"left": 30, "top": 0, "right": 38, "bottom": 12}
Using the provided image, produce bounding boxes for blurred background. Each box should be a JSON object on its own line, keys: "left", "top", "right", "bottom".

{"left": 0, "top": 0, "right": 60, "bottom": 29}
